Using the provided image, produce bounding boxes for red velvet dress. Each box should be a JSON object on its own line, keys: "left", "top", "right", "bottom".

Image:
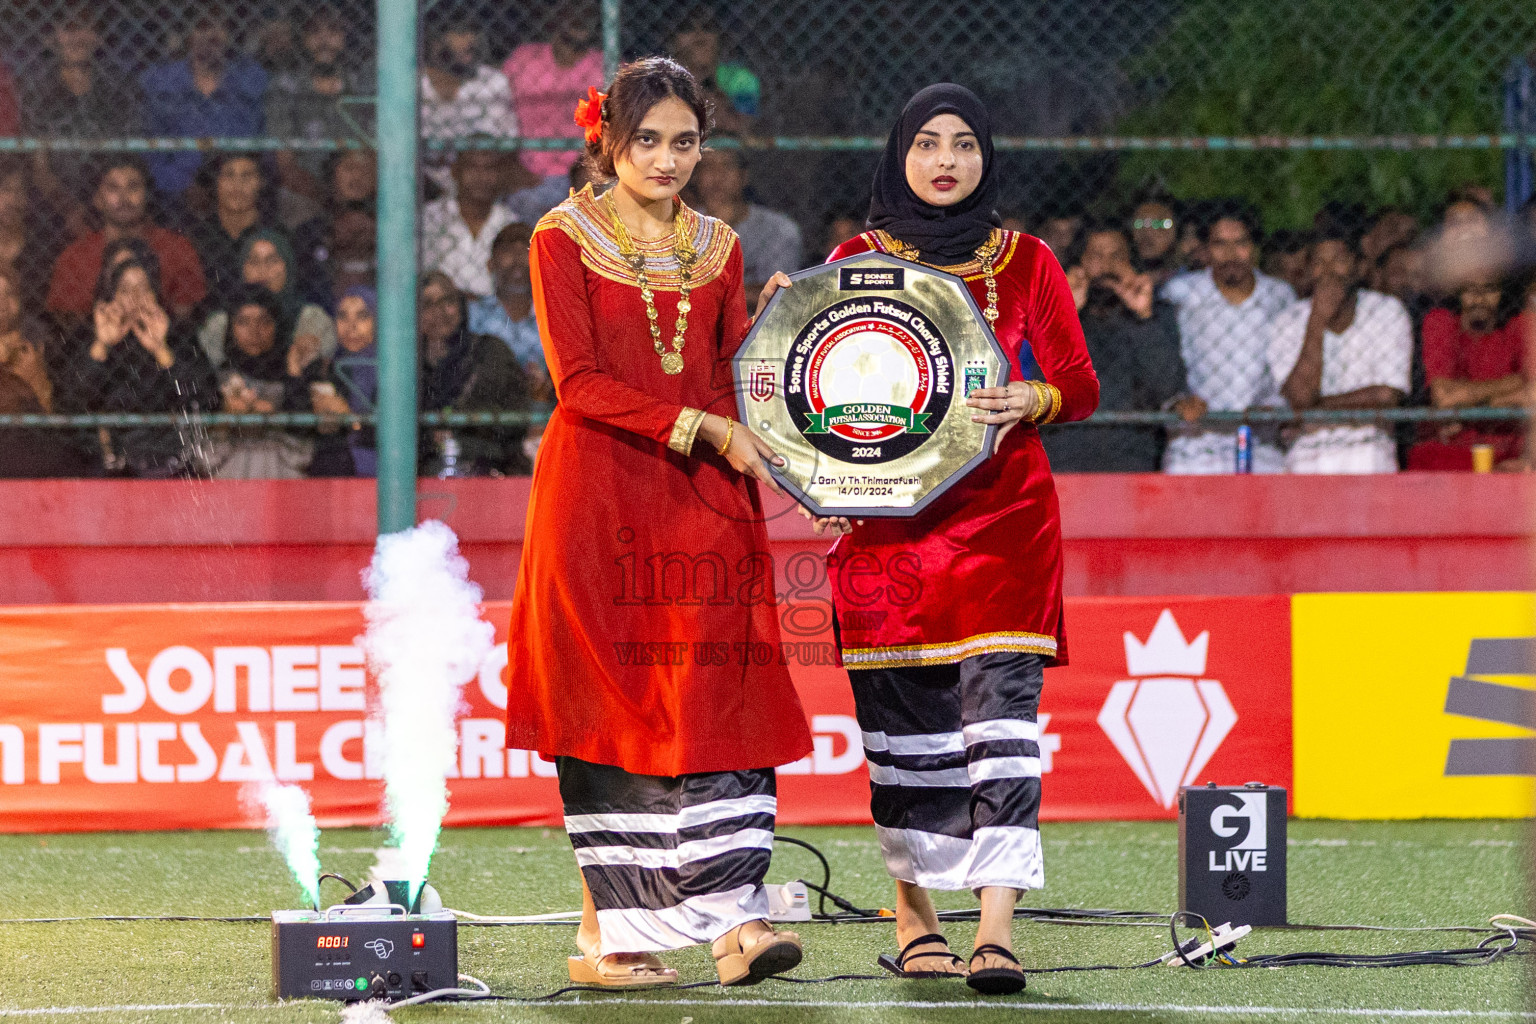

{"left": 825, "top": 230, "right": 1098, "bottom": 668}
{"left": 505, "top": 186, "right": 813, "bottom": 777}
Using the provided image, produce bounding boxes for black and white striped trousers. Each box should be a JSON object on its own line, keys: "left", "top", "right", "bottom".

{"left": 556, "top": 756, "right": 777, "bottom": 955}
{"left": 848, "top": 651, "right": 1045, "bottom": 893}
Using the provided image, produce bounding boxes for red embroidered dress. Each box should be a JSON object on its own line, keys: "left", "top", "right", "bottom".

{"left": 506, "top": 185, "right": 813, "bottom": 776}
{"left": 825, "top": 229, "right": 1099, "bottom": 668}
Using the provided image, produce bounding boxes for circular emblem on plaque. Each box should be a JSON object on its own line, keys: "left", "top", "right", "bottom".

{"left": 733, "top": 251, "right": 1011, "bottom": 517}
{"left": 783, "top": 296, "right": 953, "bottom": 464}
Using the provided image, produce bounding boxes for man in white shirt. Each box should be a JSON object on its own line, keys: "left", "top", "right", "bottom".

{"left": 421, "top": 147, "right": 519, "bottom": 298}
{"left": 1161, "top": 210, "right": 1296, "bottom": 473}
{"left": 1269, "top": 228, "right": 1410, "bottom": 473}
{"left": 420, "top": 22, "right": 516, "bottom": 194}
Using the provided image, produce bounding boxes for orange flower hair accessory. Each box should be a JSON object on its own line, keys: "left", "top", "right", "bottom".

{"left": 574, "top": 86, "right": 607, "bottom": 144}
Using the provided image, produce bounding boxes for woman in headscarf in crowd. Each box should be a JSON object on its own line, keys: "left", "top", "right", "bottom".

{"left": 416, "top": 269, "right": 532, "bottom": 476}
{"left": 187, "top": 152, "right": 283, "bottom": 306}
{"left": 809, "top": 83, "right": 1099, "bottom": 995}
{"left": 198, "top": 228, "right": 336, "bottom": 368}
{"left": 78, "top": 236, "right": 160, "bottom": 359}
{"left": 65, "top": 254, "right": 217, "bottom": 476}
{"left": 292, "top": 149, "right": 379, "bottom": 311}
{"left": 207, "top": 283, "right": 328, "bottom": 479}
{"left": 0, "top": 265, "right": 85, "bottom": 476}
{"left": 504, "top": 57, "right": 811, "bottom": 989}
{"left": 307, "top": 284, "right": 379, "bottom": 477}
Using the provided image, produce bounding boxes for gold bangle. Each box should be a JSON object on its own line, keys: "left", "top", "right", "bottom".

{"left": 1026, "top": 380, "right": 1047, "bottom": 423}
{"left": 715, "top": 419, "right": 735, "bottom": 456}
{"left": 1047, "top": 383, "right": 1062, "bottom": 423}
{"left": 1035, "top": 381, "right": 1062, "bottom": 425}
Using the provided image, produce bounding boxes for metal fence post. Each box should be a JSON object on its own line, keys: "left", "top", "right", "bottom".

{"left": 375, "top": 0, "right": 420, "bottom": 535}
{"left": 602, "top": 0, "right": 621, "bottom": 82}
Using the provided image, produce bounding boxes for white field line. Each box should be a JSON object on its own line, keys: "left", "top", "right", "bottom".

{"left": 0, "top": 1006, "right": 240, "bottom": 1017}
{"left": 1, "top": 1000, "right": 1531, "bottom": 1019}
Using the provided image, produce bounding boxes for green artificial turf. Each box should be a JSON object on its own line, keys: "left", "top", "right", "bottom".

{"left": 1, "top": 821, "right": 1530, "bottom": 1022}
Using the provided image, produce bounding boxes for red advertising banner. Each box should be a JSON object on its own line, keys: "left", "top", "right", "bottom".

{"left": 1040, "top": 596, "right": 1294, "bottom": 819}
{"left": 0, "top": 597, "right": 1291, "bottom": 832}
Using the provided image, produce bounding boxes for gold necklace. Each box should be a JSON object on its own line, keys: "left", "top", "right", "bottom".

{"left": 877, "top": 229, "right": 1002, "bottom": 329}
{"left": 606, "top": 190, "right": 697, "bottom": 374}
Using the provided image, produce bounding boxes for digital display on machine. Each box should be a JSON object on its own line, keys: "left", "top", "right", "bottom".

{"left": 273, "top": 909, "right": 457, "bottom": 1001}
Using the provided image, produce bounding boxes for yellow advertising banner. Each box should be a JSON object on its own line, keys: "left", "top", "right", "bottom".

{"left": 1293, "top": 593, "right": 1535, "bottom": 818}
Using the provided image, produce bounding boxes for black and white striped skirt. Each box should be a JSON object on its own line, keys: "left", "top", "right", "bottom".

{"left": 556, "top": 756, "right": 777, "bottom": 955}
{"left": 848, "top": 651, "right": 1045, "bottom": 893}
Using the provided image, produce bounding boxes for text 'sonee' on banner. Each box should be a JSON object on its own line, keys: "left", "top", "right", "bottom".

{"left": 0, "top": 601, "right": 874, "bottom": 832}
{"left": 0, "top": 597, "right": 1297, "bottom": 832}
{"left": 1293, "top": 592, "right": 1536, "bottom": 819}
{"left": 0, "top": 603, "right": 544, "bottom": 832}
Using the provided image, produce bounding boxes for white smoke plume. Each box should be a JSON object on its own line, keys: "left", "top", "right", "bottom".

{"left": 339, "top": 999, "right": 393, "bottom": 1024}
{"left": 360, "top": 520, "right": 493, "bottom": 901}
{"left": 367, "top": 846, "right": 412, "bottom": 887}
{"left": 244, "top": 781, "right": 322, "bottom": 909}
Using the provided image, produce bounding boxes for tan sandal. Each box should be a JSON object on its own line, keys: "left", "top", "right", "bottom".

{"left": 567, "top": 951, "right": 678, "bottom": 988}
{"left": 713, "top": 921, "right": 803, "bottom": 986}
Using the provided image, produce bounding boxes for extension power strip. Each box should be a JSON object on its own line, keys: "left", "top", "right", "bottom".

{"left": 1161, "top": 922, "right": 1251, "bottom": 966}
{"left": 767, "top": 881, "right": 812, "bottom": 922}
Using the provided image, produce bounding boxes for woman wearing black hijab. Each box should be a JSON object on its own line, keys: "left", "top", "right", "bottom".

{"left": 807, "top": 84, "right": 1099, "bottom": 994}
{"left": 417, "top": 270, "right": 533, "bottom": 475}
{"left": 207, "top": 284, "right": 324, "bottom": 478}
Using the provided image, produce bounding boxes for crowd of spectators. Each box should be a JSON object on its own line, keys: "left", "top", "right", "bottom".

{"left": 0, "top": 2, "right": 566, "bottom": 478}
{"left": 0, "top": 2, "right": 1529, "bottom": 479}
{"left": 0, "top": 145, "right": 541, "bottom": 480}
{"left": 1039, "top": 190, "right": 1534, "bottom": 475}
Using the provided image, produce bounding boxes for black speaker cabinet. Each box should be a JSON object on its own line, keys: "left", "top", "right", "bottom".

{"left": 1178, "top": 782, "right": 1287, "bottom": 927}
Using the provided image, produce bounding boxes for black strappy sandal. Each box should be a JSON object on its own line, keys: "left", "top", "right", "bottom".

{"left": 876, "top": 932, "right": 967, "bottom": 979}
{"left": 965, "top": 943, "right": 1027, "bottom": 995}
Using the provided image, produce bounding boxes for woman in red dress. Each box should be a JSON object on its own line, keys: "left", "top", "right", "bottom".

{"left": 504, "top": 58, "right": 812, "bottom": 988}
{"left": 811, "top": 84, "right": 1098, "bottom": 994}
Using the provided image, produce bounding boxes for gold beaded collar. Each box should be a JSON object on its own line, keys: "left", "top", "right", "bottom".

{"left": 870, "top": 228, "right": 1016, "bottom": 280}
{"left": 534, "top": 183, "right": 736, "bottom": 291}
{"left": 871, "top": 229, "right": 1012, "bottom": 330}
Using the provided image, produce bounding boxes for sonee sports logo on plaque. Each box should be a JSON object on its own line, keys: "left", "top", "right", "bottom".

{"left": 734, "top": 253, "right": 1010, "bottom": 516}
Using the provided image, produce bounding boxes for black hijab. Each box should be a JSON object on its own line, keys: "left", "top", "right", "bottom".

{"left": 223, "top": 284, "right": 292, "bottom": 383}
{"left": 420, "top": 281, "right": 477, "bottom": 411}
{"left": 866, "top": 83, "right": 1002, "bottom": 264}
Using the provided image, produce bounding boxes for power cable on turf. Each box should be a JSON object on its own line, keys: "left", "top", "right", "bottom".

{"left": 340, "top": 910, "right": 1536, "bottom": 1010}
{"left": 1165, "top": 910, "right": 1531, "bottom": 970}
{"left": 6, "top": 837, "right": 1532, "bottom": 1006}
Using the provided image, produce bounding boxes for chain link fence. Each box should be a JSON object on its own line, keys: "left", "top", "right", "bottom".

{"left": 0, "top": 0, "right": 1529, "bottom": 478}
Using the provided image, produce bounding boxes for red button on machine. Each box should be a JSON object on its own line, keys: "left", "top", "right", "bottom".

{"left": 411, "top": 933, "right": 426, "bottom": 948}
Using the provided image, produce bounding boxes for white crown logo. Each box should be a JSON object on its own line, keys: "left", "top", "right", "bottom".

{"left": 1123, "top": 609, "right": 1208, "bottom": 678}
{"left": 1099, "top": 609, "right": 1234, "bottom": 808}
